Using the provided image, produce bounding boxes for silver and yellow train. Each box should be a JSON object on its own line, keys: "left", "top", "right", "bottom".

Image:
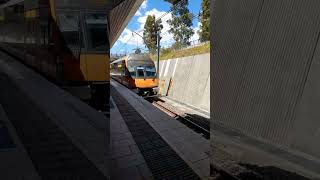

{"left": 110, "top": 54, "right": 159, "bottom": 96}
{"left": 0, "top": 0, "right": 111, "bottom": 106}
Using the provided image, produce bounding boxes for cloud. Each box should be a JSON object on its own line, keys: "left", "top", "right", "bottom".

{"left": 190, "top": 22, "right": 201, "bottom": 42}
{"left": 136, "top": 8, "right": 174, "bottom": 46}
{"left": 115, "top": 6, "right": 201, "bottom": 51}
{"left": 141, "top": 0, "right": 148, "bottom": 9}
{"left": 135, "top": 11, "right": 142, "bottom": 16}
{"left": 135, "top": 0, "right": 148, "bottom": 17}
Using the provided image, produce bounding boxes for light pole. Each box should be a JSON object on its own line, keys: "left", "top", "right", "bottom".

{"left": 157, "top": 32, "right": 160, "bottom": 79}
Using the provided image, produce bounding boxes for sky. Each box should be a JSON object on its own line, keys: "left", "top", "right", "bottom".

{"left": 110, "top": 0, "right": 202, "bottom": 55}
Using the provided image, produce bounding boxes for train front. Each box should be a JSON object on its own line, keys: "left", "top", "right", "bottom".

{"left": 127, "top": 55, "right": 159, "bottom": 96}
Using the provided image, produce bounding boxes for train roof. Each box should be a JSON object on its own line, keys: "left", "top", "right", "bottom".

{"left": 111, "top": 54, "right": 152, "bottom": 64}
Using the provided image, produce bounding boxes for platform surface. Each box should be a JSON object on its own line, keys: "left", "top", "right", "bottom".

{"left": 0, "top": 51, "right": 109, "bottom": 179}
{"left": 0, "top": 104, "right": 41, "bottom": 180}
{"left": 111, "top": 79, "right": 210, "bottom": 179}
{"left": 110, "top": 97, "right": 154, "bottom": 179}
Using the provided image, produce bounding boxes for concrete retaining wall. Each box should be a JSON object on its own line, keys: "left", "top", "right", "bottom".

{"left": 157, "top": 53, "right": 210, "bottom": 113}
{"left": 212, "top": 0, "right": 320, "bottom": 162}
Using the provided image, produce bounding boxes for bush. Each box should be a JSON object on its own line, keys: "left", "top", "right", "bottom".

{"left": 151, "top": 42, "right": 210, "bottom": 61}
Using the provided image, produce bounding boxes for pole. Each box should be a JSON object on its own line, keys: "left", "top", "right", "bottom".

{"left": 157, "top": 32, "right": 160, "bottom": 79}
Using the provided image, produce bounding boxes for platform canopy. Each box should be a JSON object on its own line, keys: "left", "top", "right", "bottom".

{"left": 109, "top": 0, "right": 144, "bottom": 47}
{"left": 0, "top": 0, "right": 144, "bottom": 47}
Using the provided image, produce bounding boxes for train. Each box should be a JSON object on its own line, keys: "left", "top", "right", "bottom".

{"left": 110, "top": 54, "right": 159, "bottom": 96}
{"left": 0, "top": 0, "right": 111, "bottom": 107}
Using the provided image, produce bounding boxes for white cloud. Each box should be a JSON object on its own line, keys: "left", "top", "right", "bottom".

{"left": 190, "top": 22, "right": 201, "bottom": 42}
{"left": 135, "top": 0, "right": 148, "bottom": 17}
{"left": 116, "top": 6, "right": 201, "bottom": 51}
{"left": 141, "top": 0, "right": 148, "bottom": 9}
{"left": 136, "top": 8, "right": 174, "bottom": 46}
{"left": 135, "top": 11, "right": 142, "bottom": 16}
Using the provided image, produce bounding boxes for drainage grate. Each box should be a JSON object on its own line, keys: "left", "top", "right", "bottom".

{"left": 111, "top": 86, "right": 200, "bottom": 180}
{"left": 0, "top": 76, "right": 107, "bottom": 180}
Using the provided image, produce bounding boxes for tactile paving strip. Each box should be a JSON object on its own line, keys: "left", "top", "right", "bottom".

{"left": 111, "top": 86, "right": 200, "bottom": 180}
{"left": 0, "top": 75, "right": 107, "bottom": 180}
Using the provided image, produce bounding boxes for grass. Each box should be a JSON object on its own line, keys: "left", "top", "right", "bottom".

{"left": 151, "top": 42, "right": 210, "bottom": 61}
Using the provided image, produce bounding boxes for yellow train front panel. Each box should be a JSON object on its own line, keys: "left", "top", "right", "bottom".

{"left": 134, "top": 79, "right": 158, "bottom": 89}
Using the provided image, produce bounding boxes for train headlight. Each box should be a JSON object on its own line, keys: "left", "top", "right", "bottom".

{"left": 153, "top": 87, "right": 159, "bottom": 93}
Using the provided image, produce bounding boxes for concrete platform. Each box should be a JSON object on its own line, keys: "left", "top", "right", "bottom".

{"left": 0, "top": 51, "right": 109, "bottom": 179}
{"left": 0, "top": 104, "right": 41, "bottom": 180}
{"left": 110, "top": 97, "right": 154, "bottom": 180}
{"left": 111, "top": 79, "right": 210, "bottom": 179}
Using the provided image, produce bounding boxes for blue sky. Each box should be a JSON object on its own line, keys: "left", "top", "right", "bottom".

{"left": 111, "top": 0, "right": 202, "bottom": 54}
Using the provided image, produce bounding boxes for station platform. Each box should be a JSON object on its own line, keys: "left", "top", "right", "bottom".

{"left": 110, "top": 79, "right": 209, "bottom": 179}
{"left": 0, "top": 51, "right": 109, "bottom": 179}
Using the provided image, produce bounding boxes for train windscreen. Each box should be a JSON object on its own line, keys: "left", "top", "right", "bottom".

{"left": 85, "top": 13, "right": 108, "bottom": 52}
{"left": 128, "top": 66, "right": 136, "bottom": 78}
{"left": 145, "top": 66, "right": 156, "bottom": 77}
{"left": 128, "top": 60, "right": 157, "bottom": 78}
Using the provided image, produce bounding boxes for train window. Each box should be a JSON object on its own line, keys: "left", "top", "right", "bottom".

{"left": 128, "top": 66, "right": 136, "bottom": 78}
{"left": 137, "top": 67, "right": 145, "bottom": 78}
{"left": 145, "top": 66, "right": 156, "bottom": 77}
{"left": 57, "top": 11, "right": 84, "bottom": 49}
{"left": 85, "top": 13, "right": 108, "bottom": 52}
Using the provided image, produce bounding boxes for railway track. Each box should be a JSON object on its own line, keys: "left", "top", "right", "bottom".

{"left": 145, "top": 96, "right": 266, "bottom": 179}
{"left": 145, "top": 96, "right": 210, "bottom": 139}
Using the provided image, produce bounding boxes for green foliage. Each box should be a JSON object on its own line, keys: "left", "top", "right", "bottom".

{"left": 134, "top": 48, "right": 142, "bottom": 54}
{"left": 143, "top": 15, "right": 163, "bottom": 54}
{"left": 166, "top": 0, "right": 194, "bottom": 47}
{"left": 151, "top": 42, "right": 210, "bottom": 61}
{"left": 164, "top": 0, "right": 181, "bottom": 5}
{"left": 161, "top": 47, "right": 171, "bottom": 54}
{"left": 198, "top": 0, "right": 210, "bottom": 42}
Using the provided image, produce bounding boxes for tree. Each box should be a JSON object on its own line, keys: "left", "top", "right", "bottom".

{"left": 143, "top": 15, "right": 163, "bottom": 54}
{"left": 198, "top": 0, "right": 210, "bottom": 42}
{"left": 134, "top": 48, "right": 142, "bottom": 54}
{"left": 165, "top": 0, "right": 194, "bottom": 47}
